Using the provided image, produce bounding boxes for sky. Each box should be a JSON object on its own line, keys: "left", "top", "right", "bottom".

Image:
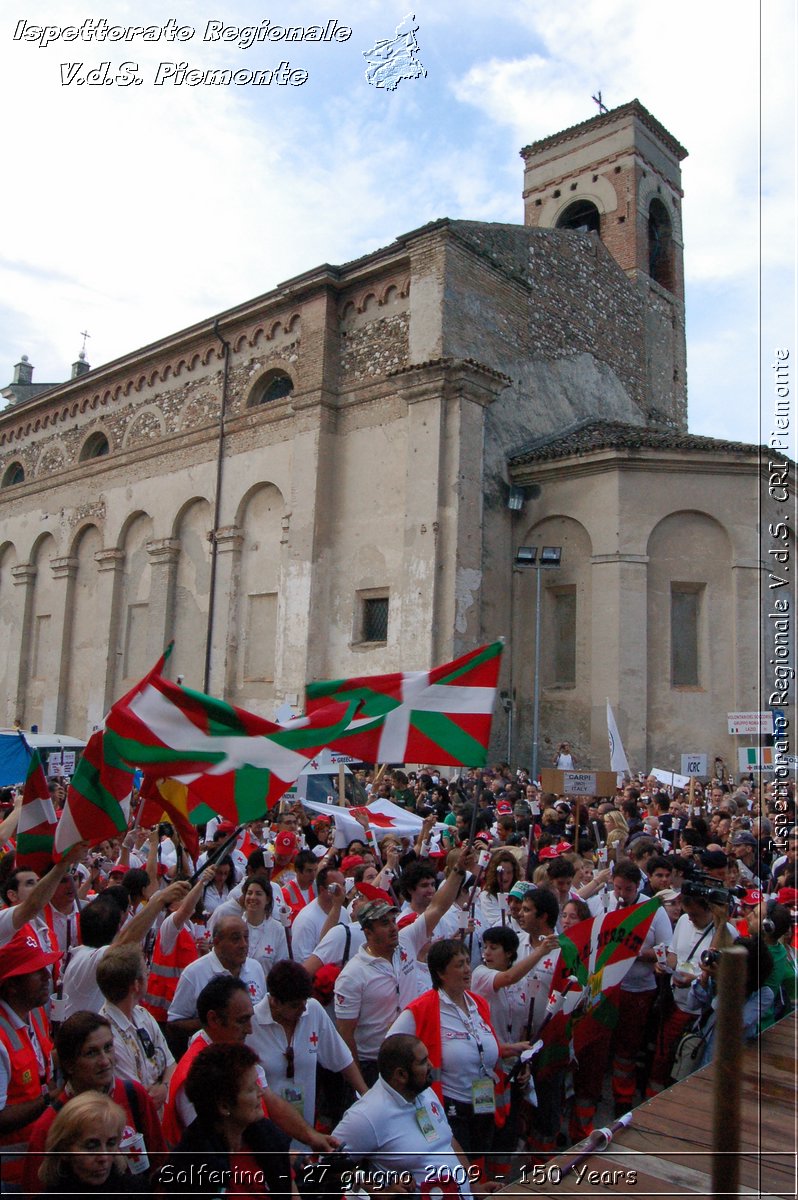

{"left": 1, "top": 0, "right": 795, "bottom": 447}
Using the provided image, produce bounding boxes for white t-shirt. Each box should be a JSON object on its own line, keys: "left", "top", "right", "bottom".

{"left": 388, "top": 989, "right": 500, "bottom": 1104}
{"left": 333, "top": 1077, "right": 472, "bottom": 1198}
{"left": 291, "top": 898, "right": 349, "bottom": 963}
{"left": 334, "top": 920, "right": 429, "bottom": 1061}
{"left": 247, "top": 996, "right": 353, "bottom": 1147}
{"left": 470, "top": 965, "right": 531, "bottom": 1044}
{"left": 167, "top": 950, "right": 266, "bottom": 1021}
{"left": 308, "top": 922, "right": 365, "bottom": 969}
{"left": 668, "top": 914, "right": 736, "bottom": 1012}
{"left": 245, "top": 916, "right": 289, "bottom": 978}
{"left": 100, "top": 1000, "right": 174, "bottom": 1091}
{"left": 61, "top": 944, "right": 111, "bottom": 1019}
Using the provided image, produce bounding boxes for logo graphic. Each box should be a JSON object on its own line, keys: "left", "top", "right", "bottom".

{"left": 363, "top": 13, "right": 427, "bottom": 91}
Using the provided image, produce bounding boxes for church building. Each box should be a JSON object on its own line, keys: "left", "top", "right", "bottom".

{"left": 0, "top": 101, "right": 779, "bottom": 775}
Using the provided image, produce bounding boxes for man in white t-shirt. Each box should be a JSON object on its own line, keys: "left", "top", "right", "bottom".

{"left": 61, "top": 880, "right": 188, "bottom": 1020}
{"left": 333, "top": 1033, "right": 474, "bottom": 1198}
{"left": 290, "top": 868, "right": 349, "bottom": 963}
{"left": 167, "top": 914, "right": 266, "bottom": 1037}
{"left": 335, "top": 848, "right": 473, "bottom": 1084}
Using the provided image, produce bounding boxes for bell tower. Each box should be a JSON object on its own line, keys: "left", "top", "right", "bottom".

{"left": 521, "top": 100, "right": 688, "bottom": 429}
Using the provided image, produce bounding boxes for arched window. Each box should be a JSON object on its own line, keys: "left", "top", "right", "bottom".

{"left": 556, "top": 200, "right": 600, "bottom": 235}
{"left": 79, "top": 431, "right": 110, "bottom": 461}
{"left": 1, "top": 461, "right": 25, "bottom": 487}
{"left": 648, "top": 198, "right": 674, "bottom": 290}
{"left": 248, "top": 370, "right": 294, "bottom": 408}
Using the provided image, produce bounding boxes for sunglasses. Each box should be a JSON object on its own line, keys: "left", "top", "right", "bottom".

{"left": 136, "top": 1027, "right": 157, "bottom": 1059}
{"left": 284, "top": 1045, "right": 295, "bottom": 1079}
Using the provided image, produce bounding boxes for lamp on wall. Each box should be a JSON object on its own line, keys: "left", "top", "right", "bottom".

{"left": 514, "top": 544, "right": 562, "bottom": 783}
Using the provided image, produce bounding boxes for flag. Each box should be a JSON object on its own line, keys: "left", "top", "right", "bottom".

{"left": 606, "top": 700, "right": 629, "bottom": 775}
{"left": 301, "top": 796, "right": 445, "bottom": 846}
{"left": 137, "top": 776, "right": 200, "bottom": 860}
{"left": 54, "top": 728, "right": 135, "bottom": 857}
{"left": 15, "top": 736, "right": 57, "bottom": 874}
{"left": 537, "top": 898, "right": 662, "bottom": 1075}
{"left": 105, "top": 671, "right": 357, "bottom": 825}
{"left": 53, "top": 650, "right": 172, "bottom": 857}
{"left": 305, "top": 641, "right": 503, "bottom": 766}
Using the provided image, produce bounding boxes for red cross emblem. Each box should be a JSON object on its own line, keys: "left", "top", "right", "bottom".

{"left": 265, "top": 945, "right": 274, "bottom": 955}
{"left": 248, "top": 982, "right": 258, "bottom": 996}
{"left": 399, "top": 949, "right": 408, "bottom": 962}
{"left": 542, "top": 958, "right": 553, "bottom": 970}
{"left": 309, "top": 1032, "right": 319, "bottom": 1047}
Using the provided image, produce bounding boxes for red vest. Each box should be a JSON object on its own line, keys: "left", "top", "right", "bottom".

{"left": 142, "top": 925, "right": 199, "bottom": 1023}
{"left": 405, "top": 989, "right": 508, "bottom": 1127}
{"left": 0, "top": 1006, "right": 53, "bottom": 1183}
{"left": 282, "top": 880, "right": 315, "bottom": 922}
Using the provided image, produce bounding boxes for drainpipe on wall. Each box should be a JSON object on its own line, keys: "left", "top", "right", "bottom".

{"left": 203, "top": 320, "right": 230, "bottom": 693}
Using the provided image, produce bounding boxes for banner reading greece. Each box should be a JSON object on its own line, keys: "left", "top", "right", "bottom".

{"left": 607, "top": 700, "right": 630, "bottom": 780}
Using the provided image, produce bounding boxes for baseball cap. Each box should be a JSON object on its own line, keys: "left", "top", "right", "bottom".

{"left": 508, "top": 881, "right": 535, "bottom": 900}
{"left": 354, "top": 882, "right": 393, "bottom": 905}
{"left": 341, "top": 854, "right": 364, "bottom": 872}
{"left": 731, "top": 832, "right": 758, "bottom": 848}
{"left": 273, "top": 830, "right": 298, "bottom": 856}
{"left": 538, "top": 846, "right": 561, "bottom": 861}
{"left": 740, "top": 888, "right": 764, "bottom": 907}
{"left": 0, "top": 923, "right": 62, "bottom": 980}
{"left": 657, "top": 888, "right": 681, "bottom": 903}
{"left": 496, "top": 801, "right": 513, "bottom": 815}
{"left": 777, "top": 887, "right": 798, "bottom": 907}
{"left": 215, "top": 822, "right": 236, "bottom": 837}
{"left": 357, "top": 899, "right": 399, "bottom": 926}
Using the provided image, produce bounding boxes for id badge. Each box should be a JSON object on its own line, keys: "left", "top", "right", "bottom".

{"left": 415, "top": 1104, "right": 439, "bottom": 1142}
{"left": 471, "top": 1076, "right": 495, "bottom": 1114}
{"left": 281, "top": 1084, "right": 305, "bottom": 1115}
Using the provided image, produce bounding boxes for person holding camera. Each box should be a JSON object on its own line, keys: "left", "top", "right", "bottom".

{"left": 686, "top": 935, "right": 775, "bottom": 1068}
{"left": 646, "top": 888, "right": 737, "bottom": 1096}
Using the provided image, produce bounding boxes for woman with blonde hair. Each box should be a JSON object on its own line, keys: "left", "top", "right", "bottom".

{"left": 604, "top": 809, "right": 629, "bottom": 854}
{"left": 40, "top": 1090, "right": 142, "bottom": 1193}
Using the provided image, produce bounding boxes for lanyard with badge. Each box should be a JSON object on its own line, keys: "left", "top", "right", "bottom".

{"left": 450, "top": 995, "right": 496, "bottom": 1114}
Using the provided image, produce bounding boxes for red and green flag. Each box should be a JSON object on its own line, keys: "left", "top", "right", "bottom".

{"left": 537, "top": 897, "right": 662, "bottom": 1076}
{"left": 15, "top": 736, "right": 58, "bottom": 874}
{"left": 54, "top": 727, "right": 136, "bottom": 857}
{"left": 105, "top": 671, "right": 357, "bottom": 826}
{"left": 305, "top": 641, "right": 503, "bottom": 765}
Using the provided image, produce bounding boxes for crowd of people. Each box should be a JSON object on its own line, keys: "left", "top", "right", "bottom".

{"left": 0, "top": 760, "right": 795, "bottom": 1196}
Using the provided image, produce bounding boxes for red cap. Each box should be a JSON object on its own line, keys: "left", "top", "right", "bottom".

{"left": 354, "top": 882, "right": 393, "bottom": 905}
{"left": 0, "top": 923, "right": 61, "bottom": 980}
{"left": 740, "top": 888, "right": 764, "bottom": 906}
{"left": 216, "top": 822, "right": 236, "bottom": 837}
{"left": 313, "top": 963, "right": 342, "bottom": 1001}
{"left": 777, "top": 887, "right": 798, "bottom": 906}
{"left": 496, "top": 801, "right": 513, "bottom": 815}
{"left": 397, "top": 912, "right": 419, "bottom": 930}
{"left": 341, "top": 854, "right": 364, "bottom": 872}
{"left": 538, "top": 846, "right": 561, "bottom": 860}
{"left": 109, "top": 863, "right": 127, "bottom": 877}
{"left": 274, "top": 830, "right": 298, "bottom": 857}
{"left": 311, "top": 815, "right": 332, "bottom": 827}
{"left": 555, "top": 841, "right": 573, "bottom": 854}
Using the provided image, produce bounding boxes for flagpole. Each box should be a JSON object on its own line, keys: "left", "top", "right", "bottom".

{"left": 554, "top": 1113, "right": 633, "bottom": 1181}
{"left": 186, "top": 824, "right": 243, "bottom": 886}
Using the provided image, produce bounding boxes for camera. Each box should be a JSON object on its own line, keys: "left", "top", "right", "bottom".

{"left": 700, "top": 948, "right": 721, "bottom": 969}
{"left": 681, "top": 868, "right": 730, "bottom": 908}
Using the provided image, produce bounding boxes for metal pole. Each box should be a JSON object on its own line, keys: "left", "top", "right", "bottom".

{"left": 711, "top": 944, "right": 747, "bottom": 1197}
{"left": 531, "top": 565, "right": 542, "bottom": 782}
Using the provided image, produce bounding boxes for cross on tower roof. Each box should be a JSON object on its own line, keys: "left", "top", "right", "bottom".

{"left": 80, "top": 329, "right": 91, "bottom": 354}
{"left": 592, "top": 91, "right": 609, "bottom": 114}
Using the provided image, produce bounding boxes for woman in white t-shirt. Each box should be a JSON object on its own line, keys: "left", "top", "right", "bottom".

{"left": 240, "top": 874, "right": 288, "bottom": 977}
{"left": 201, "top": 856, "right": 236, "bottom": 916}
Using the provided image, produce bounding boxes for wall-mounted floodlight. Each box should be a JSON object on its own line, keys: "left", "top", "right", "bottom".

{"left": 540, "top": 546, "right": 562, "bottom": 567}
{"left": 515, "top": 546, "right": 537, "bottom": 566}
{"left": 507, "top": 486, "right": 525, "bottom": 511}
